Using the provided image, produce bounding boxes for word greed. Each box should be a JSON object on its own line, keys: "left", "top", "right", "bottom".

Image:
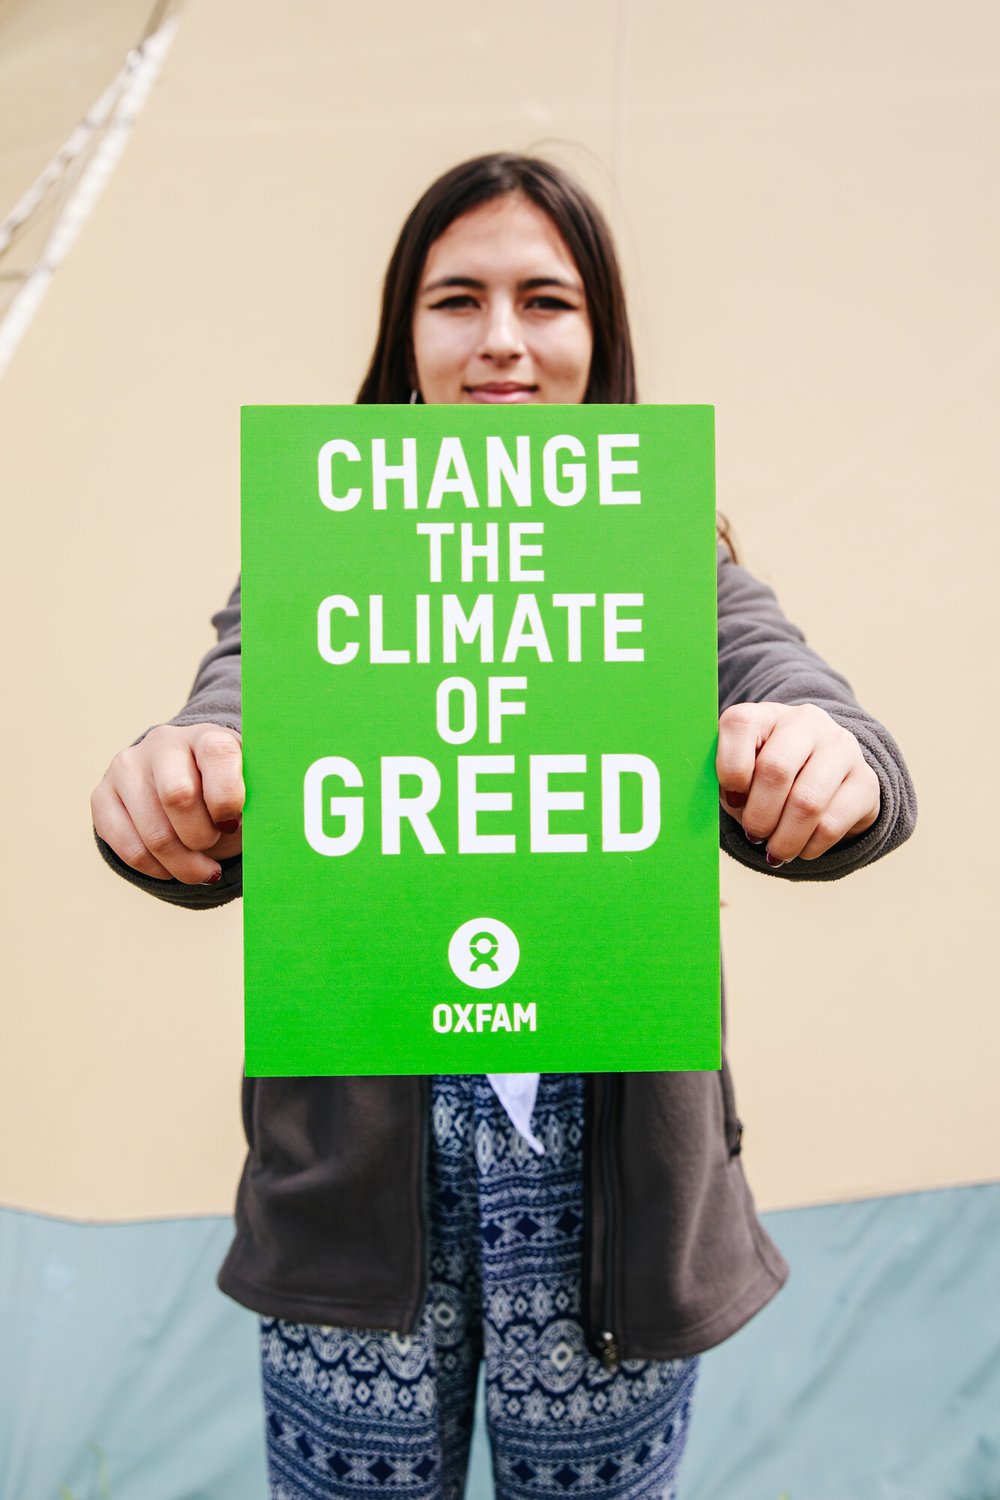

{"left": 303, "top": 754, "right": 661, "bottom": 856}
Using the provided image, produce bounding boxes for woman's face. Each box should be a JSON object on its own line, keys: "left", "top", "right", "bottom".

{"left": 411, "top": 193, "right": 593, "bottom": 405}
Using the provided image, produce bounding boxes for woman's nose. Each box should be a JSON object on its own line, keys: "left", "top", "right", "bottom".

{"left": 479, "top": 298, "right": 525, "bottom": 361}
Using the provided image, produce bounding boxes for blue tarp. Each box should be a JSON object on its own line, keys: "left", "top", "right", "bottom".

{"left": 1, "top": 1184, "right": 998, "bottom": 1499}
{"left": 681, "top": 1184, "right": 1000, "bottom": 1500}
{"left": 0, "top": 1213, "right": 266, "bottom": 1500}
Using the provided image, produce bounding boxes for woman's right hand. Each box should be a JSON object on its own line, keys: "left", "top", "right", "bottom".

{"left": 91, "top": 723, "right": 244, "bottom": 883}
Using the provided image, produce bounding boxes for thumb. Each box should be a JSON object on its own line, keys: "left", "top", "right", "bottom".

{"left": 716, "top": 702, "right": 774, "bottom": 812}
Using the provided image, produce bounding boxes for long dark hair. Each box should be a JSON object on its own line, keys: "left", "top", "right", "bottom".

{"left": 356, "top": 152, "right": 738, "bottom": 558}
{"left": 356, "top": 152, "right": 636, "bottom": 405}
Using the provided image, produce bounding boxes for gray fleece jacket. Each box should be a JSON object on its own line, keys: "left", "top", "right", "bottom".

{"left": 94, "top": 547, "right": 916, "bottom": 1360}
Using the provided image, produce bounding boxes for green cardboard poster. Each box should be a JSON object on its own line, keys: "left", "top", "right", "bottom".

{"left": 241, "top": 404, "right": 720, "bottom": 1077}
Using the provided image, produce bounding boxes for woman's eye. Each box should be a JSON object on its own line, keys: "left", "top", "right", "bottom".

{"left": 526, "top": 296, "right": 575, "bottom": 311}
{"left": 430, "top": 294, "right": 478, "bottom": 310}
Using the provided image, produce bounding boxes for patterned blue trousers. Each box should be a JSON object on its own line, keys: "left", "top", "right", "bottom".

{"left": 261, "top": 1074, "right": 699, "bottom": 1499}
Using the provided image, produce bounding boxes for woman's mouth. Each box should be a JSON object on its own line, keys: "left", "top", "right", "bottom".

{"left": 464, "top": 382, "right": 539, "bottom": 403}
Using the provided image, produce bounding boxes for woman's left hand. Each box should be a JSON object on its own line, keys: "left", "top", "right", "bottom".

{"left": 716, "top": 702, "right": 881, "bottom": 866}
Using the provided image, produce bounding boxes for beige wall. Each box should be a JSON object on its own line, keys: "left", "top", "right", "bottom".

{"left": 0, "top": 0, "right": 995, "bottom": 1218}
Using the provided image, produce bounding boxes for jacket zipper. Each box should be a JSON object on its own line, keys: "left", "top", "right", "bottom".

{"left": 593, "top": 1073, "right": 621, "bottom": 1371}
{"left": 399, "top": 1073, "right": 430, "bottom": 1336}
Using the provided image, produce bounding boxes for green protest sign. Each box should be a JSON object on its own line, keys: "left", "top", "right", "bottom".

{"left": 241, "top": 404, "right": 720, "bottom": 1077}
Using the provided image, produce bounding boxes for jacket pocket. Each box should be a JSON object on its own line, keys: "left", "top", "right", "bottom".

{"left": 719, "top": 1056, "right": 744, "bottom": 1157}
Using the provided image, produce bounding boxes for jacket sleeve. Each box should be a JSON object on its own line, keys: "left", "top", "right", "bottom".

{"left": 716, "top": 545, "right": 917, "bottom": 880}
{"left": 93, "top": 578, "right": 245, "bottom": 910}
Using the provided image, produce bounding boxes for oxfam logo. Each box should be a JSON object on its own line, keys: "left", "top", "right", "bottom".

{"left": 448, "top": 918, "right": 520, "bottom": 989}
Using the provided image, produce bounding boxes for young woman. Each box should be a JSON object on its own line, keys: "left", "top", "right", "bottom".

{"left": 91, "top": 153, "right": 917, "bottom": 1500}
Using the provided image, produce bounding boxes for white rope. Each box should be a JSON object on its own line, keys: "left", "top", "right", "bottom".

{"left": 0, "top": 16, "right": 179, "bottom": 381}
{"left": 0, "top": 77, "right": 125, "bottom": 259}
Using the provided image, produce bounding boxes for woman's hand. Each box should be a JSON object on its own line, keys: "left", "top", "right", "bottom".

{"left": 91, "top": 723, "right": 244, "bottom": 883}
{"left": 717, "top": 702, "right": 880, "bottom": 867}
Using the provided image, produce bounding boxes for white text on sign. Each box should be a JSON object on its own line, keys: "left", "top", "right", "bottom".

{"left": 317, "top": 433, "right": 640, "bottom": 510}
{"left": 303, "top": 754, "right": 661, "bottom": 857}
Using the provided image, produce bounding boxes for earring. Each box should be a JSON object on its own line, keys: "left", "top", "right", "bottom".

{"left": 409, "top": 388, "right": 420, "bottom": 404}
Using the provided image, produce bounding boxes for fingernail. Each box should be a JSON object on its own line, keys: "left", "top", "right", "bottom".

{"left": 724, "top": 790, "right": 747, "bottom": 809}
{"left": 744, "top": 829, "right": 765, "bottom": 846}
{"left": 765, "top": 850, "right": 785, "bottom": 867}
{"left": 202, "top": 870, "right": 223, "bottom": 885}
{"left": 216, "top": 818, "right": 240, "bottom": 834}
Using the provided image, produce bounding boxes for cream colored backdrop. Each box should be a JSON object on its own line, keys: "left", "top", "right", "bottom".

{"left": 1, "top": 0, "right": 995, "bottom": 1219}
